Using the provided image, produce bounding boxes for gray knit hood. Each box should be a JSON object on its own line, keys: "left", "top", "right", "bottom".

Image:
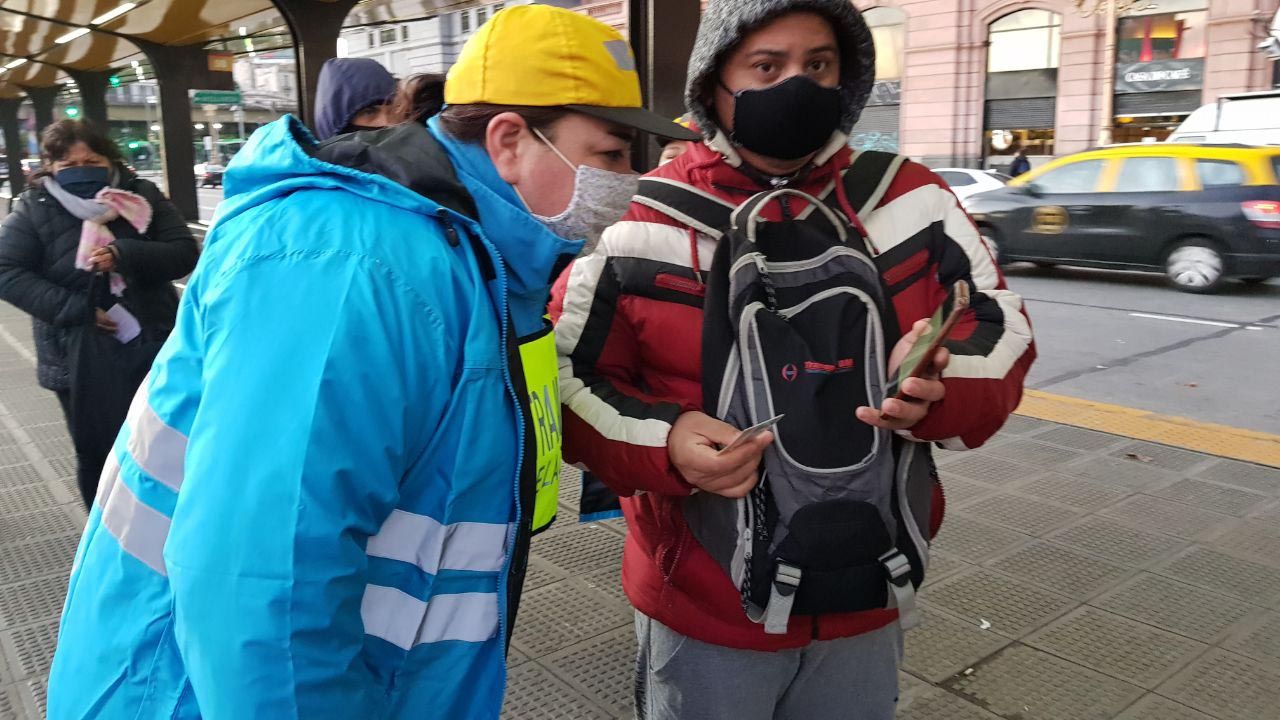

{"left": 685, "top": 0, "right": 876, "bottom": 155}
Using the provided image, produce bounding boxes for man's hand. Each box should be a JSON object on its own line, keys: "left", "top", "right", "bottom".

{"left": 89, "top": 246, "right": 118, "bottom": 273}
{"left": 855, "top": 318, "right": 950, "bottom": 431}
{"left": 94, "top": 308, "right": 118, "bottom": 334}
{"left": 668, "top": 411, "right": 773, "bottom": 498}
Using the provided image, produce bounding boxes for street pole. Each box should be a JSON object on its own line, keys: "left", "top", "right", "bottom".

{"left": 152, "top": 96, "right": 166, "bottom": 190}
{"left": 1097, "top": 0, "right": 1117, "bottom": 147}
{"left": 142, "top": 90, "right": 150, "bottom": 169}
{"left": 204, "top": 104, "right": 220, "bottom": 163}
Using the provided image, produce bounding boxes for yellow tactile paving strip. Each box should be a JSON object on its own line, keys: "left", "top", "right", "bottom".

{"left": 1015, "top": 390, "right": 1280, "bottom": 469}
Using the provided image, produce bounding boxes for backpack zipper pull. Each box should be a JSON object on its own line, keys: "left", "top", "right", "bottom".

{"left": 754, "top": 255, "right": 782, "bottom": 315}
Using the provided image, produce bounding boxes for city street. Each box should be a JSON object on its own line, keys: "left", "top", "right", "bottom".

{"left": 135, "top": 172, "right": 223, "bottom": 225}
{"left": 197, "top": 184, "right": 222, "bottom": 224}
{"left": 15, "top": 172, "right": 1279, "bottom": 437}
{"left": 185, "top": 177, "right": 1280, "bottom": 436}
{"left": 1008, "top": 266, "right": 1280, "bottom": 435}
{"left": 0, "top": 1, "right": 1277, "bottom": 719}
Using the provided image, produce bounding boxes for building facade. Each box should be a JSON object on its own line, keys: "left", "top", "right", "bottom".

{"left": 338, "top": 0, "right": 581, "bottom": 76}
{"left": 855, "top": 0, "right": 1279, "bottom": 169}
{"left": 584, "top": 0, "right": 1279, "bottom": 168}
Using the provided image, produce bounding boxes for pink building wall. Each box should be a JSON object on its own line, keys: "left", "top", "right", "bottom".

{"left": 585, "top": 0, "right": 1279, "bottom": 166}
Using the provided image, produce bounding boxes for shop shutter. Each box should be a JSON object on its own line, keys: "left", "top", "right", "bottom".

{"left": 984, "top": 97, "right": 1056, "bottom": 130}
{"left": 1113, "top": 90, "right": 1203, "bottom": 116}
{"left": 852, "top": 104, "right": 900, "bottom": 135}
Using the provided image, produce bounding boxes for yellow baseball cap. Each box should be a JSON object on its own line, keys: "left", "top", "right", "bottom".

{"left": 445, "top": 5, "right": 697, "bottom": 140}
{"left": 656, "top": 116, "right": 697, "bottom": 147}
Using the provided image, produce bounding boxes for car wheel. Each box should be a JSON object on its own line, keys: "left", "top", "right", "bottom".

{"left": 1165, "top": 239, "right": 1225, "bottom": 294}
{"left": 978, "top": 227, "right": 1004, "bottom": 266}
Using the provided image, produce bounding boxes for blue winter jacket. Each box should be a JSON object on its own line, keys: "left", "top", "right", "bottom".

{"left": 47, "top": 115, "right": 580, "bottom": 719}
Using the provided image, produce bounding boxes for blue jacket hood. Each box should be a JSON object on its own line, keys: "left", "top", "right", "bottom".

{"left": 426, "top": 116, "right": 583, "bottom": 315}
{"left": 314, "top": 58, "right": 397, "bottom": 140}
{"left": 217, "top": 114, "right": 581, "bottom": 335}
{"left": 216, "top": 115, "right": 459, "bottom": 241}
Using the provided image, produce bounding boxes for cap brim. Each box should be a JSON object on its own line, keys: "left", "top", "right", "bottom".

{"left": 565, "top": 105, "right": 700, "bottom": 140}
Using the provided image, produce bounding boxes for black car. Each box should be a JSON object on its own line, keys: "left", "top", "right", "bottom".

{"left": 963, "top": 145, "right": 1280, "bottom": 293}
{"left": 197, "top": 163, "right": 225, "bottom": 188}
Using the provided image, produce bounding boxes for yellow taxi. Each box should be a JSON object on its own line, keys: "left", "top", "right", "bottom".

{"left": 964, "top": 144, "right": 1280, "bottom": 292}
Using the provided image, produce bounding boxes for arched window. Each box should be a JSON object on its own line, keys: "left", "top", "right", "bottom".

{"left": 988, "top": 10, "right": 1061, "bottom": 73}
{"left": 864, "top": 7, "right": 906, "bottom": 82}
{"left": 850, "top": 7, "right": 906, "bottom": 152}
{"left": 984, "top": 10, "right": 1061, "bottom": 168}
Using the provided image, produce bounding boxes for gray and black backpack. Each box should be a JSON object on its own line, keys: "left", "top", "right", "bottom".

{"left": 635, "top": 151, "right": 932, "bottom": 634}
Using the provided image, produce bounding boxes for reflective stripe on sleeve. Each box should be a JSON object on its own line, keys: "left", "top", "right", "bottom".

{"left": 366, "top": 510, "right": 508, "bottom": 575}
{"left": 101, "top": 477, "right": 171, "bottom": 576}
{"left": 360, "top": 585, "right": 500, "bottom": 650}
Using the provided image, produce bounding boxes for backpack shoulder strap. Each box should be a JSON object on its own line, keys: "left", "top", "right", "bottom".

{"left": 840, "top": 151, "right": 908, "bottom": 221}
{"left": 633, "top": 177, "right": 737, "bottom": 239}
{"left": 731, "top": 188, "right": 850, "bottom": 245}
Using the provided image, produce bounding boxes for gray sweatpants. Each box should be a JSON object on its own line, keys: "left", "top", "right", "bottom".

{"left": 634, "top": 613, "right": 902, "bottom": 720}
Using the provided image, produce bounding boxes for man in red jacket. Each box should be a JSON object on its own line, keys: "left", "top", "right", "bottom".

{"left": 551, "top": 1, "right": 1035, "bottom": 717}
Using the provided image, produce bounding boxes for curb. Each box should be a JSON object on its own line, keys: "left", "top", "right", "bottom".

{"left": 1015, "top": 389, "right": 1280, "bottom": 469}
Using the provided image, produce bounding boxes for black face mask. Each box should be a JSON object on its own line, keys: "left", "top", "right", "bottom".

{"left": 54, "top": 165, "right": 112, "bottom": 199}
{"left": 341, "top": 123, "right": 383, "bottom": 135}
{"left": 726, "top": 75, "right": 843, "bottom": 161}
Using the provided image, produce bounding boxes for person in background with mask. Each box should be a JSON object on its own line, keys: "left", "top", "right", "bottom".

{"left": 0, "top": 120, "right": 197, "bottom": 508}
{"left": 552, "top": 1, "right": 1034, "bottom": 718}
{"left": 313, "top": 57, "right": 398, "bottom": 140}
{"left": 656, "top": 115, "right": 697, "bottom": 166}
{"left": 46, "top": 6, "right": 694, "bottom": 720}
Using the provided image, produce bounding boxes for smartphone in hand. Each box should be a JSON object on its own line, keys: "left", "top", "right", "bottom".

{"left": 884, "top": 281, "right": 970, "bottom": 409}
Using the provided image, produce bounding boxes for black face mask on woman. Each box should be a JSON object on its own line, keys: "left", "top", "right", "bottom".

{"left": 54, "top": 166, "right": 111, "bottom": 199}
{"left": 725, "top": 75, "right": 842, "bottom": 161}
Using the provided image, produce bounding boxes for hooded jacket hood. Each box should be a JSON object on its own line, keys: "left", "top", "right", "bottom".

{"left": 216, "top": 115, "right": 469, "bottom": 237}
{"left": 684, "top": 0, "right": 876, "bottom": 162}
{"left": 314, "top": 58, "right": 398, "bottom": 140}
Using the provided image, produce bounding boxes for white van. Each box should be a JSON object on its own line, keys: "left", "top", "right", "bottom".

{"left": 1167, "top": 91, "right": 1280, "bottom": 146}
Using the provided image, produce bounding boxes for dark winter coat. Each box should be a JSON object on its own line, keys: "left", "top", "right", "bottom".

{"left": 0, "top": 171, "right": 199, "bottom": 391}
{"left": 1010, "top": 154, "right": 1032, "bottom": 177}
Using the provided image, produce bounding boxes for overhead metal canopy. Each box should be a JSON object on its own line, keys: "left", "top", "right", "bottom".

{"left": 0, "top": 0, "right": 495, "bottom": 96}
{"left": 0, "top": 0, "right": 283, "bottom": 94}
{"left": 0, "top": 0, "right": 665, "bottom": 215}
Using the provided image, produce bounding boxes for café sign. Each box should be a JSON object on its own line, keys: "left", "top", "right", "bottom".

{"left": 1115, "top": 58, "right": 1204, "bottom": 94}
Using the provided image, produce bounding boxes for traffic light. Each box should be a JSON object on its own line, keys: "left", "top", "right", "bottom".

{"left": 64, "top": 106, "right": 79, "bottom": 118}
{"left": 108, "top": 75, "right": 121, "bottom": 88}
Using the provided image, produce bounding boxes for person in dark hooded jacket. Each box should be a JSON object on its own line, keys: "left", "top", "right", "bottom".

{"left": 313, "top": 57, "right": 399, "bottom": 140}
{"left": 0, "top": 120, "right": 198, "bottom": 507}
{"left": 552, "top": 1, "right": 1035, "bottom": 718}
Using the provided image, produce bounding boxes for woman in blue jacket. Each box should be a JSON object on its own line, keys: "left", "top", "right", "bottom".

{"left": 47, "top": 6, "right": 695, "bottom": 719}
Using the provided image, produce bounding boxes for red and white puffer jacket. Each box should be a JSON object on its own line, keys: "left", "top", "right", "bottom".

{"left": 549, "top": 139, "right": 1036, "bottom": 651}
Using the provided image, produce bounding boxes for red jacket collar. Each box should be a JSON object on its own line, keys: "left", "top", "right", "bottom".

{"left": 654, "top": 140, "right": 853, "bottom": 204}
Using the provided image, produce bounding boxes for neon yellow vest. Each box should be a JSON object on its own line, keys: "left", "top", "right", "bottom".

{"left": 517, "top": 322, "right": 562, "bottom": 533}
